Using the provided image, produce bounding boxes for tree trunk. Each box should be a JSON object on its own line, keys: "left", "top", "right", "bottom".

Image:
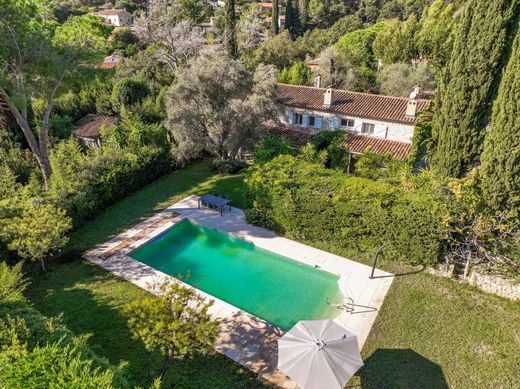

{"left": 40, "top": 258, "right": 46, "bottom": 272}
{"left": 159, "top": 345, "right": 174, "bottom": 381}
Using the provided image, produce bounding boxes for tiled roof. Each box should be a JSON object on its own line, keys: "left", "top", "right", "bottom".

{"left": 341, "top": 133, "right": 412, "bottom": 161}
{"left": 73, "top": 114, "right": 117, "bottom": 139}
{"left": 257, "top": 123, "right": 314, "bottom": 148}
{"left": 276, "top": 83, "right": 429, "bottom": 125}
{"left": 97, "top": 8, "right": 130, "bottom": 16}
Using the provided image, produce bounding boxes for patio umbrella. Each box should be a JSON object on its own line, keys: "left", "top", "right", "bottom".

{"left": 277, "top": 320, "right": 363, "bottom": 389}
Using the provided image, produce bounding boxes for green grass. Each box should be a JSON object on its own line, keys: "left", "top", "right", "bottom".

{"left": 25, "top": 161, "right": 520, "bottom": 388}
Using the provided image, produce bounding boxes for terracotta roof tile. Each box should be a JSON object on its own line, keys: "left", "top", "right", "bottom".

{"left": 341, "top": 133, "right": 412, "bottom": 161}
{"left": 256, "top": 123, "right": 314, "bottom": 148}
{"left": 73, "top": 114, "right": 117, "bottom": 139}
{"left": 276, "top": 83, "right": 429, "bottom": 125}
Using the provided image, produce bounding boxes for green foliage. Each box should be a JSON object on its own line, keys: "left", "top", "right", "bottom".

{"left": 328, "top": 15, "right": 364, "bottom": 43}
{"left": 408, "top": 106, "right": 433, "bottom": 168}
{"left": 353, "top": 152, "right": 406, "bottom": 182}
{"left": 416, "top": 0, "right": 457, "bottom": 70}
{"left": 125, "top": 279, "right": 219, "bottom": 380}
{"left": 373, "top": 16, "right": 419, "bottom": 64}
{"left": 0, "top": 338, "right": 122, "bottom": 388}
{"left": 111, "top": 79, "right": 150, "bottom": 112}
{"left": 480, "top": 27, "right": 520, "bottom": 215}
{"left": 0, "top": 262, "right": 27, "bottom": 304}
{"left": 244, "top": 155, "right": 447, "bottom": 265}
{"left": 430, "top": 0, "right": 519, "bottom": 177}
{"left": 378, "top": 62, "right": 436, "bottom": 97}
{"left": 272, "top": 0, "right": 279, "bottom": 34}
{"left": 277, "top": 61, "right": 311, "bottom": 85}
{"left": 253, "top": 31, "right": 297, "bottom": 68}
{"left": 110, "top": 28, "right": 139, "bottom": 54}
{"left": 48, "top": 116, "right": 171, "bottom": 225}
{"left": 253, "top": 134, "right": 292, "bottom": 164}
{"left": 210, "top": 159, "right": 248, "bottom": 174}
{"left": 311, "top": 130, "right": 348, "bottom": 169}
{"left": 284, "top": 0, "right": 300, "bottom": 36}
{"left": 224, "top": 0, "right": 238, "bottom": 57}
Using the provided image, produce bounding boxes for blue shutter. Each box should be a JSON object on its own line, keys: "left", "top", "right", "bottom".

{"left": 288, "top": 111, "right": 294, "bottom": 125}
{"left": 302, "top": 115, "right": 309, "bottom": 127}
{"left": 314, "top": 116, "right": 323, "bottom": 130}
{"left": 330, "top": 116, "right": 339, "bottom": 128}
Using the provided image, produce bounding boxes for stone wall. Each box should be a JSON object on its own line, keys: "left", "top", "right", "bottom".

{"left": 428, "top": 265, "right": 520, "bottom": 300}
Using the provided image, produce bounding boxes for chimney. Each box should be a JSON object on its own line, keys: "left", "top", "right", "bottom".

{"left": 323, "top": 87, "right": 333, "bottom": 109}
{"left": 314, "top": 74, "right": 323, "bottom": 88}
{"left": 406, "top": 89, "right": 418, "bottom": 117}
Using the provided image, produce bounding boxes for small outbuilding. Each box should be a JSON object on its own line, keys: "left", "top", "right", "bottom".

{"left": 73, "top": 114, "right": 117, "bottom": 148}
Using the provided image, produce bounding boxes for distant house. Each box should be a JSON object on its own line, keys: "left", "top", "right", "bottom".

{"left": 99, "top": 53, "right": 125, "bottom": 69}
{"left": 96, "top": 8, "right": 133, "bottom": 27}
{"left": 258, "top": 81, "right": 429, "bottom": 162}
{"left": 73, "top": 114, "right": 117, "bottom": 148}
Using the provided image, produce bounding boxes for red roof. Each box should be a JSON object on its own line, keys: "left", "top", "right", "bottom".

{"left": 341, "top": 133, "right": 411, "bottom": 161}
{"left": 276, "top": 84, "right": 429, "bottom": 125}
{"left": 73, "top": 114, "right": 117, "bottom": 139}
{"left": 257, "top": 123, "right": 314, "bottom": 148}
{"left": 258, "top": 2, "right": 273, "bottom": 8}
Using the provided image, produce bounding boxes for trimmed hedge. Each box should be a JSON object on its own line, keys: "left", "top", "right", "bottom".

{"left": 244, "top": 155, "right": 447, "bottom": 265}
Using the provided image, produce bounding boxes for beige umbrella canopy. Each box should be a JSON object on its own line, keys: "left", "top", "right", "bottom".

{"left": 277, "top": 320, "right": 363, "bottom": 389}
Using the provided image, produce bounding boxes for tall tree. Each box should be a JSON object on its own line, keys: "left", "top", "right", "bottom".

{"left": 0, "top": 1, "right": 110, "bottom": 189}
{"left": 284, "top": 0, "right": 300, "bottom": 36}
{"left": 480, "top": 26, "right": 520, "bottom": 214}
{"left": 166, "top": 48, "right": 278, "bottom": 161}
{"left": 224, "top": 0, "right": 238, "bottom": 57}
{"left": 272, "top": 0, "right": 280, "bottom": 35}
{"left": 430, "top": 0, "right": 519, "bottom": 177}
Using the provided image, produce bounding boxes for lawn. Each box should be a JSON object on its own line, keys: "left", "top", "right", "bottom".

{"left": 26, "top": 161, "right": 520, "bottom": 388}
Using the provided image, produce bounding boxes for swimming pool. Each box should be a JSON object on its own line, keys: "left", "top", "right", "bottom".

{"left": 130, "top": 219, "right": 342, "bottom": 330}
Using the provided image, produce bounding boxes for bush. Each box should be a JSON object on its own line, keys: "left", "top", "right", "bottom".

{"left": 253, "top": 134, "right": 292, "bottom": 164}
{"left": 210, "top": 159, "right": 248, "bottom": 175}
{"left": 244, "top": 155, "right": 447, "bottom": 265}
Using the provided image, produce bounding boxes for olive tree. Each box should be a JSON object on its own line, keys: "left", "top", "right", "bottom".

{"left": 125, "top": 279, "right": 220, "bottom": 382}
{"left": 0, "top": 1, "right": 111, "bottom": 189}
{"left": 166, "top": 48, "right": 278, "bottom": 161}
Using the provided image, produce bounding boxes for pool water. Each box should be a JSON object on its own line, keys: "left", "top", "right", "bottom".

{"left": 130, "top": 219, "right": 342, "bottom": 330}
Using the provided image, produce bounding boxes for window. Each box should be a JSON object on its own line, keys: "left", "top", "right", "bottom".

{"left": 341, "top": 118, "right": 355, "bottom": 127}
{"left": 308, "top": 116, "right": 315, "bottom": 127}
{"left": 362, "top": 122, "right": 375, "bottom": 135}
{"left": 293, "top": 113, "right": 303, "bottom": 125}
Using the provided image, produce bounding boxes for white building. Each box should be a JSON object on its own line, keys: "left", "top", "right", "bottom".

{"left": 96, "top": 8, "right": 133, "bottom": 27}
{"left": 269, "top": 81, "right": 430, "bottom": 161}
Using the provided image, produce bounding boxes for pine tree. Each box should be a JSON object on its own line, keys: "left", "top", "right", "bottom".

{"left": 272, "top": 0, "right": 279, "bottom": 35}
{"left": 224, "top": 0, "right": 238, "bottom": 57}
{"left": 430, "top": 0, "right": 519, "bottom": 177}
{"left": 284, "top": 0, "right": 300, "bottom": 37}
{"left": 480, "top": 26, "right": 520, "bottom": 214}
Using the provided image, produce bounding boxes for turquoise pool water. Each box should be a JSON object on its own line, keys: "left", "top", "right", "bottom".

{"left": 130, "top": 219, "right": 342, "bottom": 330}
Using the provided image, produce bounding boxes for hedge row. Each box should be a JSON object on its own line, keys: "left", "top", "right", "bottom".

{"left": 244, "top": 155, "right": 447, "bottom": 265}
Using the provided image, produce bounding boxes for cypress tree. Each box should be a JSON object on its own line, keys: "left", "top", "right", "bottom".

{"left": 224, "top": 0, "right": 238, "bottom": 58}
{"left": 272, "top": 0, "right": 279, "bottom": 35}
{"left": 284, "top": 0, "right": 300, "bottom": 37}
{"left": 430, "top": 0, "right": 519, "bottom": 177}
{"left": 480, "top": 26, "right": 520, "bottom": 214}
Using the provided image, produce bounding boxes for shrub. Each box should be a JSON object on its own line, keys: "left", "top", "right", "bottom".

{"left": 244, "top": 155, "right": 447, "bottom": 265}
{"left": 253, "top": 134, "right": 292, "bottom": 164}
{"left": 210, "top": 159, "right": 248, "bottom": 175}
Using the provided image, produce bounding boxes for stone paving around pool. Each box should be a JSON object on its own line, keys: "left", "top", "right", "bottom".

{"left": 85, "top": 195, "right": 394, "bottom": 388}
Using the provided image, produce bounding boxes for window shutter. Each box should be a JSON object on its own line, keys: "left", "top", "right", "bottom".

{"left": 288, "top": 111, "right": 294, "bottom": 125}
{"left": 331, "top": 116, "right": 339, "bottom": 128}
{"left": 314, "top": 116, "right": 323, "bottom": 129}
{"left": 302, "top": 115, "right": 309, "bottom": 127}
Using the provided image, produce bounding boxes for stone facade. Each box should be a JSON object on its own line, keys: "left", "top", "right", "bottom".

{"left": 428, "top": 265, "right": 520, "bottom": 300}
{"left": 280, "top": 107, "right": 414, "bottom": 143}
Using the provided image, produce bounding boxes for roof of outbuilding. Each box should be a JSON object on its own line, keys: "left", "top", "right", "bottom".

{"left": 73, "top": 114, "right": 117, "bottom": 139}
{"left": 97, "top": 8, "right": 130, "bottom": 16}
{"left": 276, "top": 83, "right": 429, "bottom": 125}
{"left": 341, "top": 133, "right": 412, "bottom": 161}
{"left": 257, "top": 123, "right": 315, "bottom": 148}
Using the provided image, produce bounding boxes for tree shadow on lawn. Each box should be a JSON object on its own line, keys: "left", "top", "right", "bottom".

{"left": 354, "top": 348, "right": 449, "bottom": 389}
